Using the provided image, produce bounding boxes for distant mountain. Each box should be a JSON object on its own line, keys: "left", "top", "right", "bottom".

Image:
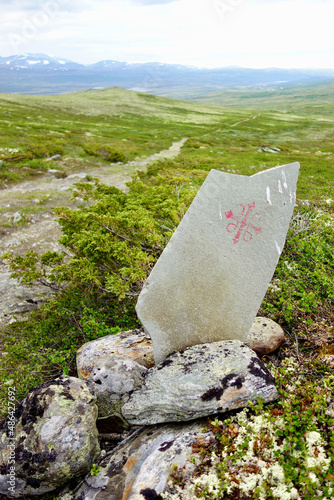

{"left": 0, "top": 53, "right": 83, "bottom": 70}
{"left": 1, "top": 53, "right": 334, "bottom": 96}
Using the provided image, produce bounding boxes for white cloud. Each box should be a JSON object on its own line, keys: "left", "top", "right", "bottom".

{"left": 0, "top": 0, "right": 333, "bottom": 68}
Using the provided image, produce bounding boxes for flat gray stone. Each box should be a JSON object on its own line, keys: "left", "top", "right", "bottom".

{"left": 122, "top": 340, "right": 278, "bottom": 425}
{"left": 137, "top": 164, "right": 299, "bottom": 364}
{"left": 58, "top": 420, "right": 214, "bottom": 500}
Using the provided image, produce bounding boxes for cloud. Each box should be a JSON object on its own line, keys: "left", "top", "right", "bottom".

{"left": 0, "top": 0, "right": 333, "bottom": 69}
{"left": 132, "top": 0, "right": 177, "bottom": 4}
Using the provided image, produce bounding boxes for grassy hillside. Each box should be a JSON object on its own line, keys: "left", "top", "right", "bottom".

{"left": 190, "top": 81, "right": 334, "bottom": 113}
{"left": 1, "top": 86, "right": 333, "bottom": 201}
{"left": 0, "top": 87, "right": 333, "bottom": 499}
{"left": 0, "top": 87, "right": 247, "bottom": 187}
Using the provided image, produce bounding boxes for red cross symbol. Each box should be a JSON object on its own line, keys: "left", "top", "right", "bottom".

{"left": 225, "top": 202, "right": 262, "bottom": 245}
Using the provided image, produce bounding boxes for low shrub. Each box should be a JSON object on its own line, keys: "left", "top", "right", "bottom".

{"left": 26, "top": 140, "right": 64, "bottom": 158}
{"left": 17, "top": 158, "right": 48, "bottom": 170}
{"left": 1, "top": 152, "right": 34, "bottom": 163}
{"left": 261, "top": 207, "right": 334, "bottom": 332}
{"left": 81, "top": 142, "right": 126, "bottom": 162}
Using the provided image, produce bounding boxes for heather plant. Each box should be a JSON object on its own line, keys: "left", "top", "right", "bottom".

{"left": 3, "top": 171, "right": 203, "bottom": 298}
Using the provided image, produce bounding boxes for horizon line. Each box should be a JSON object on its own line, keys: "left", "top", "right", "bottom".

{"left": 1, "top": 52, "right": 334, "bottom": 72}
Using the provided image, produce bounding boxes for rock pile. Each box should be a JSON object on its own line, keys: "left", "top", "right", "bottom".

{"left": 0, "top": 321, "right": 283, "bottom": 498}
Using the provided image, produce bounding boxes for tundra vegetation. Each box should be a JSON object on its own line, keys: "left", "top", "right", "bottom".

{"left": 0, "top": 85, "right": 333, "bottom": 499}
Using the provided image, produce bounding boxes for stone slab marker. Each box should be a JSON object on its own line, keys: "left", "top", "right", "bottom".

{"left": 137, "top": 163, "right": 300, "bottom": 364}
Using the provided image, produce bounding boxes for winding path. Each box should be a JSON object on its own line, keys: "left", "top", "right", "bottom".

{"left": 231, "top": 113, "right": 261, "bottom": 128}
{"left": 0, "top": 138, "right": 188, "bottom": 324}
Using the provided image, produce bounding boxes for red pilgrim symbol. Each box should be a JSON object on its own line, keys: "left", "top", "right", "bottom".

{"left": 225, "top": 202, "right": 262, "bottom": 244}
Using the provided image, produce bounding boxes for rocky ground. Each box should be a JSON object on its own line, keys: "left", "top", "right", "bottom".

{"left": 0, "top": 138, "right": 188, "bottom": 326}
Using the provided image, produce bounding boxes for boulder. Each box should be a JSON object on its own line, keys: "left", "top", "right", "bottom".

{"left": 76, "top": 329, "right": 154, "bottom": 380}
{"left": 59, "top": 419, "right": 214, "bottom": 500}
{"left": 122, "top": 340, "right": 278, "bottom": 426}
{"left": 87, "top": 355, "right": 147, "bottom": 433}
{"left": 246, "top": 317, "right": 285, "bottom": 356}
{"left": 45, "top": 154, "right": 62, "bottom": 161}
{"left": 0, "top": 376, "right": 100, "bottom": 498}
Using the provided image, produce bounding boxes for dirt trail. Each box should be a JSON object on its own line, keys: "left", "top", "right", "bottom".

{"left": 0, "top": 138, "right": 188, "bottom": 324}
{"left": 231, "top": 113, "right": 261, "bottom": 128}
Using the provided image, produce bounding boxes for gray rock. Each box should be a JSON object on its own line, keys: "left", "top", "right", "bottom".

{"left": 77, "top": 329, "right": 154, "bottom": 380}
{"left": 246, "top": 317, "right": 285, "bottom": 356}
{"left": 0, "top": 376, "right": 100, "bottom": 498}
{"left": 59, "top": 419, "right": 214, "bottom": 500}
{"left": 45, "top": 154, "right": 62, "bottom": 161}
{"left": 0, "top": 160, "right": 4, "bottom": 167}
{"left": 136, "top": 164, "right": 300, "bottom": 364}
{"left": 67, "top": 172, "right": 88, "bottom": 179}
{"left": 257, "top": 146, "right": 281, "bottom": 153}
{"left": 87, "top": 355, "right": 147, "bottom": 432}
{"left": 122, "top": 340, "right": 278, "bottom": 425}
{"left": 0, "top": 272, "right": 55, "bottom": 325}
{"left": 13, "top": 212, "right": 22, "bottom": 224}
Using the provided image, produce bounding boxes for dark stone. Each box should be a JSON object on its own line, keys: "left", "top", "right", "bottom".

{"left": 158, "top": 440, "right": 174, "bottom": 452}
{"left": 248, "top": 357, "right": 275, "bottom": 384}
{"left": 201, "top": 386, "right": 224, "bottom": 402}
{"left": 97, "top": 415, "right": 129, "bottom": 434}
{"left": 230, "top": 375, "right": 245, "bottom": 389}
{"left": 140, "top": 488, "right": 163, "bottom": 500}
{"left": 26, "top": 477, "right": 41, "bottom": 488}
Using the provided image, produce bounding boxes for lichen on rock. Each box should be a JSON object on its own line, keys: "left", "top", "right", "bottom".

{"left": 0, "top": 376, "right": 100, "bottom": 498}
{"left": 122, "top": 340, "right": 278, "bottom": 425}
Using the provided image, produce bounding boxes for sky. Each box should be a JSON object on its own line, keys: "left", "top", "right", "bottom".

{"left": 1, "top": 0, "right": 334, "bottom": 69}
